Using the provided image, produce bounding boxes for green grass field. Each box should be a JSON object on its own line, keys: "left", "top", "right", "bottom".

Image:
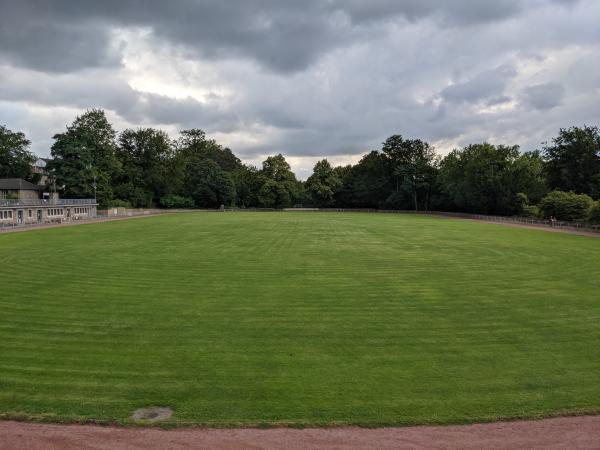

{"left": 1, "top": 212, "right": 600, "bottom": 427}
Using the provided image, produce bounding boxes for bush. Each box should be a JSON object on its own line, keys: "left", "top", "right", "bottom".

{"left": 520, "top": 204, "right": 540, "bottom": 218}
{"left": 589, "top": 201, "right": 600, "bottom": 224}
{"left": 515, "top": 192, "right": 540, "bottom": 217}
{"left": 159, "top": 195, "right": 195, "bottom": 209}
{"left": 109, "top": 199, "right": 132, "bottom": 208}
{"left": 538, "top": 191, "right": 593, "bottom": 222}
{"left": 382, "top": 192, "right": 410, "bottom": 210}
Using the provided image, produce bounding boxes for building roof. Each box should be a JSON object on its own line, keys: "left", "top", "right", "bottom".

{"left": 0, "top": 178, "right": 43, "bottom": 191}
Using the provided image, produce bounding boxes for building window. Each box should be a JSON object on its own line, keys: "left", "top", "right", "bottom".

{"left": 28, "top": 210, "right": 32, "bottom": 218}
{"left": 48, "top": 208, "right": 64, "bottom": 217}
{"left": 1, "top": 210, "right": 13, "bottom": 219}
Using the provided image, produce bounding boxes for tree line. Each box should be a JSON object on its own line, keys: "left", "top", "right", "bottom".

{"left": 1, "top": 109, "right": 599, "bottom": 223}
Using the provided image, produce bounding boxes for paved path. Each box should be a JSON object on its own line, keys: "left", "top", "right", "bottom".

{"left": 1, "top": 416, "right": 599, "bottom": 449}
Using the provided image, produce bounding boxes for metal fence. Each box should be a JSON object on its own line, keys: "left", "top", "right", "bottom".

{"left": 2, "top": 206, "right": 599, "bottom": 234}
{"left": 0, "top": 215, "right": 99, "bottom": 232}
{"left": 221, "top": 207, "right": 600, "bottom": 233}
{"left": 312, "top": 208, "right": 600, "bottom": 233}
{"left": 0, "top": 198, "right": 97, "bottom": 207}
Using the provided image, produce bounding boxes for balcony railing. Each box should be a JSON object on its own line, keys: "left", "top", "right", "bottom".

{"left": 0, "top": 198, "right": 97, "bottom": 207}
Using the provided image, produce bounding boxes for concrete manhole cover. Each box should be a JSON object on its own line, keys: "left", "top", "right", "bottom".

{"left": 132, "top": 407, "right": 173, "bottom": 422}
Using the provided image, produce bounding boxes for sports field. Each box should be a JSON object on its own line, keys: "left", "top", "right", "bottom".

{"left": 1, "top": 212, "right": 599, "bottom": 427}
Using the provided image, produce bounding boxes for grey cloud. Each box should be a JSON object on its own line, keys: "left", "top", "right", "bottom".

{"left": 0, "top": 5, "right": 119, "bottom": 73}
{"left": 440, "top": 66, "right": 517, "bottom": 105}
{"left": 0, "top": 0, "right": 586, "bottom": 74}
{"left": 0, "top": 0, "right": 599, "bottom": 174}
{"left": 0, "top": 67, "right": 233, "bottom": 133}
{"left": 125, "top": 93, "right": 240, "bottom": 132}
{"left": 330, "top": 0, "right": 523, "bottom": 25}
{"left": 486, "top": 96, "right": 512, "bottom": 106}
{"left": 0, "top": 1, "right": 344, "bottom": 73}
{"left": 522, "top": 82, "right": 565, "bottom": 110}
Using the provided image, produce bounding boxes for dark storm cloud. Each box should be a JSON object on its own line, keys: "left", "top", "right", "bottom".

{"left": 0, "top": 22, "right": 118, "bottom": 73}
{"left": 0, "top": 0, "right": 583, "bottom": 73}
{"left": 328, "top": 0, "right": 524, "bottom": 25}
{"left": 0, "top": 1, "right": 343, "bottom": 73}
{"left": 0, "top": 0, "right": 598, "bottom": 173}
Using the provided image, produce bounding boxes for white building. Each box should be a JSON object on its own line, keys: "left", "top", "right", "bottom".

{"left": 0, "top": 178, "right": 97, "bottom": 227}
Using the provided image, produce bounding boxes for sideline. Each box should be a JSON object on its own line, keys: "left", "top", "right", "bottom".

{"left": 0, "top": 215, "right": 159, "bottom": 234}
{"left": 0, "top": 415, "right": 598, "bottom": 450}
{"left": 1, "top": 209, "right": 598, "bottom": 238}
{"left": 0, "top": 212, "right": 188, "bottom": 235}
{"left": 443, "top": 215, "right": 600, "bottom": 238}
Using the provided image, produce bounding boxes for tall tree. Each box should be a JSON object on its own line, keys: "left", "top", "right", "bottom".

{"left": 543, "top": 125, "right": 600, "bottom": 198}
{"left": 257, "top": 154, "right": 300, "bottom": 208}
{"left": 381, "top": 135, "right": 437, "bottom": 211}
{"left": 231, "top": 165, "right": 261, "bottom": 208}
{"left": 337, "top": 151, "right": 392, "bottom": 208}
{"left": 0, "top": 125, "right": 36, "bottom": 180}
{"left": 438, "top": 143, "right": 546, "bottom": 215}
{"left": 114, "top": 128, "right": 174, "bottom": 207}
{"left": 305, "top": 159, "right": 342, "bottom": 207}
{"left": 184, "top": 158, "right": 236, "bottom": 208}
{"left": 49, "top": 109, "right": 120, "bottom": 206}
{"left": 177, "top": 129, "right": 242, "bottom": 172}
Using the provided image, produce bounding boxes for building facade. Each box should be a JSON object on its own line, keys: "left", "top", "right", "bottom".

{"left": 0, "top": 178, "right": 97, "bottom": 227}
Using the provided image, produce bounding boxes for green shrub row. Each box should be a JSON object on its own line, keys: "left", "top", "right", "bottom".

{"left": 518, "top": 190, "right": 600, "bottom": 224}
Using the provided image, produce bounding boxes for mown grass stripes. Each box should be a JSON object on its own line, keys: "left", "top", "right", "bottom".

{"left": 0, "top": 212, "right": 599, "bottom": 427}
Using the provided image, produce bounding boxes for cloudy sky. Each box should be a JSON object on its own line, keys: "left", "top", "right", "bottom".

{"left": 1, "top": 0, "right": 599, "bottom": 179}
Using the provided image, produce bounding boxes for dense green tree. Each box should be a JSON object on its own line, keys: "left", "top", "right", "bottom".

{"left": 231, "top": 165, "right": 261, "bottom": 207}
{"left": 159, "top": 194, "right": 195, "bottom": 209}
{"left": 589, "top": 201, "right": 600, "bottom": 224}
{"left": 305, "top": 159, "right": 342, "bottom": 207}
{"left": 177, "top": 129, "right": 242, "bottom": 172}
{"left": 382, "top": 135, "right": 437, "bottom": 211}
{"left": 256, "top": 154, "right": 300, "bottom": 208}
{"left": 114, "top": 128, "right": 174, "bottom": 207}
{"left": 0, "top": 125, "right": 36, "bottom": 180}
{"left": 438, "top": 144, "right": 547, "bottom": 215}
{"left": 511, "top": 151, "right": 547, "bottom": 203}
{"left": 337, "top": 151, "right": 392, "bottom": 208}
{"left": 10, "top": 113, "right": 600, "bottom": 218}
{"left": 543, "top": 126, "right": 600, "bottom": 198}
{"left": 257, "top": 178, "right": 290, "bottom": 208}
{"left": 538, "top": 190, "right": 593, "bottom": 221}
{"left": 48, "top": 109, "right": 120, "bottom": 207}
{"left": 184, "top": 158, "right": 236, "bottom": 208}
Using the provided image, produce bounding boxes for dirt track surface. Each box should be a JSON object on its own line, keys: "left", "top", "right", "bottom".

{"left": 1, "top": 416, "right": 599, "bottom": 450}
